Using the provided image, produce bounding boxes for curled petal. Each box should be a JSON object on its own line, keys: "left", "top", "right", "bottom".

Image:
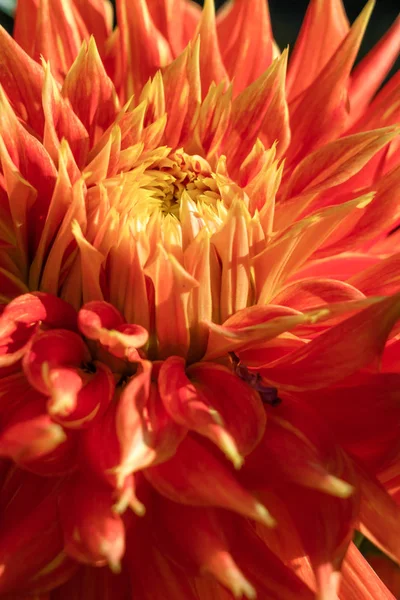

{"left": 0, "top": 414, "right": 66, "bottom": 464}
{"left": 83, "top": 361, "right": 184, "bottom": 491}
{"left": 22, "top": 329, "right": 90, "bottom": 416}
{"left": 78, "top": 301, "right": 148, "bottom": 360}
{"left": 0, "top": 293, "right": 78, "bottom": 367}
{"left": 53, "top": 361, "right": 115, "bottom": 429}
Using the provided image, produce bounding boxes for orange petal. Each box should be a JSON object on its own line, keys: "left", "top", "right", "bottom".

{"left": 271, "top": 278, "right": 364, "bottom": 311}
{"left": 260, "top": 294, "right": 400, "bottom": 390}
{"left": 341, "top": 542, "right": 396, "bottom": 599}
{"left": 144, "top": 243, "right": 198, "bottom": 359}
{"left": 42, "top": 61, "right": 89, "bottom": 171}
{"left": 287, "top": 0, "right": 374, "bottom": 165}
{"left": 32, "top": 0, "right": 87, "bottom": 81}
{"left": 0, "top": 25, "right": 44, "bottom": 133}
{"left": 211, "top": 199, "right": 252, "bottom": 322}
{"left": 217, "top": 0, "right": 273, "bottom": 95}
{"left": 224, "top": 51, "right": 289, "bottom": 175}
{"left": 349, "top": 15, "right": 400, "bottom": 123}
{"left": 281, "top": 126, "right": 399, "bottom": 203}
{"left": 78, "top": 300, "right": 148, "bottom": 360}
{"left": 193, "top": 0, "right": 228, "bottom": 99}
{"left": 286, "top": 0, "right": 349, "bottom": 101}
{"left": 117, "top": 0, "right": 172, "bottom": 99}
{"left": 62, "top": 37, "right": 119, "bottom": 145}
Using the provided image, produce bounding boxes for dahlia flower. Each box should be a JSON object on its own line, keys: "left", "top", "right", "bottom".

{"left": 0, "top": 0, "right": 400, "bottom": 598}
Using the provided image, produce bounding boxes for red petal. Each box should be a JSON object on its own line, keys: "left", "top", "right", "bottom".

{"left": 0, "top": 293, "right": 77, "bottom": 367}
{"left": 303, "top": 373, "right": 400, "bottom": 471}
{"left": 260, "top": 294, "right": 400, "bottom": 390}
{"left": 78, "top": 300, "right": 148, "bottom": 360}
{"left": 0, "top": 470, "right": 63, "bottom": 594}
{"left": 32, "top": 0, "right": 87, "bottom": 81}
{"left": 51, "top": 565, "right": 130, "bottom": 600}
{"left": 145, "top": 434, "right": 275, "bottom": 527}
{"left": 153, "top": 497, "right": 257, "bottom": 599}
{"left": 349, "top": 15, "right": 400, "bottom": 123}
{"left": 159, "top": 357, "right": 265, "bottom": 468}
{"left": 59, "top": 474, "right": 125, "bottom": 571}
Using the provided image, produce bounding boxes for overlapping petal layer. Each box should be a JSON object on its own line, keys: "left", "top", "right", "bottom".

{"left": 0, "top": 0, "right": 399, "bottom": 598}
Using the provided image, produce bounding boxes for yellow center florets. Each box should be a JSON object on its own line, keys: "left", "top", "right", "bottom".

{"left": 143, "top": 150, "right": 221, "bottom": 218}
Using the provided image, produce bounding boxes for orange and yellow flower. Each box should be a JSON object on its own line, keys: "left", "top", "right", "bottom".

{"left": 0, "top": 0, "right": 400, "bottom": 598}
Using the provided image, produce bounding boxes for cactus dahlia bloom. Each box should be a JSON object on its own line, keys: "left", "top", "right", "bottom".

{"left": 1, "top": 0, "right": 400, "bottom": 597}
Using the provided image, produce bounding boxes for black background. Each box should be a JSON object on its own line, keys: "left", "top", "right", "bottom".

{"left": 0, "top": 1, "right": 398, "bottom": 74}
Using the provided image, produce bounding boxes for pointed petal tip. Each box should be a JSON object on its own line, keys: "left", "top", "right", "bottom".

{"left": 322, "top": 475, "right": 354, "bottom": 499}
{"left": 254, "top": 502, "right": 276, "bottom": 528}
{"left": 215, "top": 428, "right": 244, "bottom": 470}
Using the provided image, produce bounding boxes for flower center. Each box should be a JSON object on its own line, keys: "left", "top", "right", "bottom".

{"left": 143, "top": 150, "right": 222, "bottom": 218}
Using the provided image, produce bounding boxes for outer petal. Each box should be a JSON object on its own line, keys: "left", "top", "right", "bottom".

{"left": 286, "top": 0, "right": 349, "bottom": 101}
{"left": 193, "top": 0, "right": 228, "bottom": 99}
{"left": 349, "top": 15, "right": 400, "bottom": 123}
{"left": 302, "top": 373, "right": 400, "bottom": 471}
{"left": 159, "top": 357, "right": 265, "bottom": 468}
{"left": 340, "top": 543, "right": 396, "bottom": 600}
{"left": 287, "top": 1, "right": 374, "bottom": 165}
{"left": 51, "top": 565, "right": 130, "bottom": 600}
{"left": 0, "top": 470, "right": 63, "bottom": 594}
{"left": 0, "top": 25, "right": 45, "bottom": 133}
{"left": 216, "top": 0, "right": 273, "bottom": 95}
{"left": 152, "top": 497, "right": 257, "bottom": 599}
{"left": 260, "top": 294, "right": 400, "bottom": 390}
{"left": 62, "top": 37, "right": 119, "bottom": 145}
{"left": 145, "top": 434, "right": 275, "bottom": 527}
{"left": 117, "top": 0, "right": 172, "bottom": 99}
{"left": 59, "top": 474, "right": 125, "bottom": 571}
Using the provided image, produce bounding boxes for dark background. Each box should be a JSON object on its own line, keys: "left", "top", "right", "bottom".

{"left": 0, "top": 1, "right": 398, "bottom": 74}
